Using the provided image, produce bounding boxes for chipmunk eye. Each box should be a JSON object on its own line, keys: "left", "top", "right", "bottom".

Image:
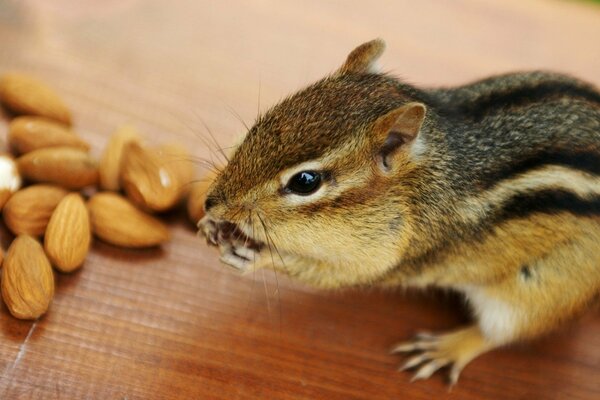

{"left": 285, "top": 171, "right": 322, "bottom": 195}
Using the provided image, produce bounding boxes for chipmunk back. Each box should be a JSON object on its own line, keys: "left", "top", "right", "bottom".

{"left": 199, "top": 39, "right": 600, "bottom": 384}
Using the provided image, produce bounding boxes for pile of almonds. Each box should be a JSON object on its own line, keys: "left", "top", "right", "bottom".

{"left": 0, "top": 72, "right": 211, "bottom": 320}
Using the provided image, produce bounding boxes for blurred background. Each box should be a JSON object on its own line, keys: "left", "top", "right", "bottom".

{"left": 0, "top": 1, "right": 599, "bottom": 399}
{"left": 2, "top": 0, "right": 599, "bottom": 153}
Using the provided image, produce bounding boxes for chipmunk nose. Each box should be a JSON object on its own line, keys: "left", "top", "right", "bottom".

{"left": 204, "top": 196, "right": 217, "bottom": 212}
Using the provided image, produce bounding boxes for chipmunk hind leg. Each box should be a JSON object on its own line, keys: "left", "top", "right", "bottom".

{"left": 393, "top": 223, "right": 600, "bottom": 385}
{"left": 392, "top": 324, "right": 494, "bottom": 386}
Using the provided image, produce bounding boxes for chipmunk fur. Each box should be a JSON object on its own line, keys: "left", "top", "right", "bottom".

{"left": 198, "top": 39, "right": 600, "bottom": 384}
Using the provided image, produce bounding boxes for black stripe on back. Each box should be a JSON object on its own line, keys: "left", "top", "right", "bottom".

{"left": 379, "top": 189, "right": 600, "bottom": 280}
{"left": 457, "top": 82, "right": 600, "bottom": 120}
{"left": 495, "top": 189, "right": 600, "bottom": 221}
{"left": 480, "top": 151, "right": 600, "bottom": 189}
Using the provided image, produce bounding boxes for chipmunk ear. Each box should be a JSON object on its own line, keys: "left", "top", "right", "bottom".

{"left": 338, "top": 39, "right": 386, "bottom": 74}
{"left": 373, "top": 102, "right": 426, "bottom": 171}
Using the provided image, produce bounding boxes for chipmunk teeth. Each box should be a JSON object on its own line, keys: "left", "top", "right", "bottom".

{"left": 231, "top": 247, "right": 253, "bottom": 261}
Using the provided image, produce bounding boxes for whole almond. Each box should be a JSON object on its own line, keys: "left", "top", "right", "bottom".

{"left": 187, "top": 171, "right": 217, "bottom": 224}
{"left": 1, "top": 235, "right": 55, "bottom": 320}
{"left": 88, "top": 192, "right": 170, "bottom": 248}
{"left": 17, "top": 147, "right": 98, "bottom": 189}
{"left": 0, "top": 72, "right": 72, "bottom": 125}
{"left": 3, "top": 184, "right": 68, "bottom": 236}
{"left": 44, "top": 193, "right": 91, "bottom": 273}
{"left": 158, "top": 143, "right": 195, "bottom": 194}
{"left": 0, "top": 153, "right": 22, "bottom": 210}
{"left": 9, "top": 116, "right": 89, "bottom": 154}
{"left": 98, "top": 125, "right": 141, "bottom": 191}
{"left": 121, "top": 142, "right": 193, "bottom": 212}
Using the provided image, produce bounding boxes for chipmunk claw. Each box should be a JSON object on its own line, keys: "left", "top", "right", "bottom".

{"left": 391, "top": 331, "right": 438, "bottom": 353}
{"left": 198, "top": 216, "right": 268, "bottom": 272}
{"left": 399, "top": 353, "right": 429, "bottom": 370}
{"left": 197, "top": 216, "right": 218, "bottom": 245}
{"left": 392, "top": 326, "right": 490, "bottom": 386}
{"left": 218, "top": 241, "right": 261, "bottom": 272}
{"left": 393, "top": 337, "right": 462, "bottom": 384}
{"left": 410, "top": 359, "right": 450, "bottom": 382}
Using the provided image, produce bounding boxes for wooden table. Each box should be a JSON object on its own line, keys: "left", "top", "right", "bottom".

{"left": 0, "top": 0, "right": 599, "bottom": 399}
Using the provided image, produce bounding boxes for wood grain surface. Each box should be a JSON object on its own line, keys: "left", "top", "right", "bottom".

{"left": 0, "top": 0, "right": 599, "bottom": 399}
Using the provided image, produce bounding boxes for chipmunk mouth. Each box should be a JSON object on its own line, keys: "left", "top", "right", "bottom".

{"left": 198, "top": 216, "right": 265, "bottom": 271}
{"left": 204, "top": 219, "right": 264, "bottom": 250}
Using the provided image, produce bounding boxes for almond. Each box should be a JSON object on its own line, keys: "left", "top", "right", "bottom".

{"left": 44, "top": 193, "right": 91, "bottom": 273}
{"left": 98, "top": 125, "right": 141, "bottom": 191}
{"left": 187, "top": 171, "right": 217, "bottom": 224}
{"left": 3, "top": 184, "right": 68, "bottom": 236}
{"left": 158, "top": 143, "right": 196, "bottom": 190}
{"left": 0, "top": 153, "right": 22, "bottom": 210}
{"left": 88, "top": 192, "right": 170, "bottom": 248}
{"left": 17, "top": 147, "right": 98, "bottom": 189}
{"left": 0, "top": 72, "right": 72, "bottom": 125}
{"left": 1, "top": 235, "right": 55, "bottom": 320}
{"left": 9, "top": 116, "right": 89, "bottom": 154}
{"left": 121, "top": 142, "right": 194, "bottom": 212}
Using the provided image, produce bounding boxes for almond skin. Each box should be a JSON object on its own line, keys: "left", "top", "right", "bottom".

{"left": 121, "top": 142, "right": 194, "bottom": 212}
{"left": 44, "top": 193, "right": 91, "bottom": 273}
{"left": 0, "top": 153, "right": 22, "bottom": 211}
{"left": 0, "top": 72, "right": 72, "bottom": 125}
{"left": 1, "top": 235, "right": 55, "bottom": 320}
{"left": 17, "top": 147, "right": 98, "bottom": 189}
{"left": 98, "top": 125, "right": 141, "bottom": 191}
{"left": 159, "top": 143, "right": 196, "bottom": 198}
{"left": 3, "top": 184, "right": 68, "bottom": 236}
{"left": 9, "top": 116, "right": 89, "bottom": 154}
{"left": 88, "top": 192, "right": 170, "bottom": 248}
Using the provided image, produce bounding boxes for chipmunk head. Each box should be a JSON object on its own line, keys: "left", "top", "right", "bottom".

{"left": 201, "top": 39, "right": 430, "bottom": 288}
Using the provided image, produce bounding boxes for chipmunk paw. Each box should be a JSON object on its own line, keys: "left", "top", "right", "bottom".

{"left": 391, "top": 326, "right": 491, "bottom": 386}
{"left": 198, "top": 216, "right": 266, "bottom": 272}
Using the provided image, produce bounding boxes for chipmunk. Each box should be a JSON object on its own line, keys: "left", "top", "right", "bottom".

{"left": 197, "top": 39, "right": 600, "bottom": 385}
